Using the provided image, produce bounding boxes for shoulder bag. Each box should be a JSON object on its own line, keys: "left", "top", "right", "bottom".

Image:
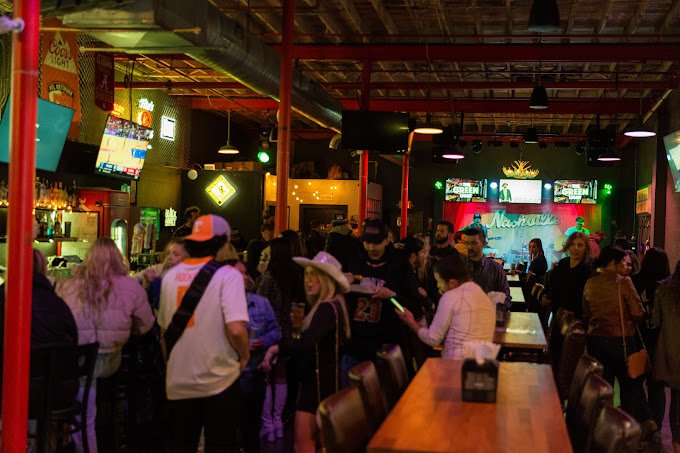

{"left": 163, "top": 259, "right": 226, "bottom": 360}
{"left": 617, "top": 280, "right": 649, "bottom": 379}
{"left": 315, "top": 299, "right": 341, "bottom": 405}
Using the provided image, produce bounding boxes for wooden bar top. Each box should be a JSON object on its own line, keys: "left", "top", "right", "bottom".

{"left": 367, "top": 359, "right": 572, "bottom": 453}
{"left": 493, "top": 312, "right": 547, "bottom": 350}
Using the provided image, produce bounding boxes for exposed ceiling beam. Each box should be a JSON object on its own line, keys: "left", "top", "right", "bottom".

{"left": 116, "top": 79, "right": 680, "bottom": 90}
{"left": 191, "top": 97, "right": 654, "bottom": 114}
{"left": 278, "top": 43, "right": 680, "bottom": 62}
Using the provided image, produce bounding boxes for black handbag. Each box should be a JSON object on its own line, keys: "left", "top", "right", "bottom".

{"left": 163, "top": 259, "right": 226, "bottom": 359}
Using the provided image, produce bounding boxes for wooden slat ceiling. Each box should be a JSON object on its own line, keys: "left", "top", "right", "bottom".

{"left": 113, "top": 0, "right": 680, "bottom": 135}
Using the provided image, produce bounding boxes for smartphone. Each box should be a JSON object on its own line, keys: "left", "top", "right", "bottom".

{"left": 390, "top": 297, "right": 405, "bottom": 313}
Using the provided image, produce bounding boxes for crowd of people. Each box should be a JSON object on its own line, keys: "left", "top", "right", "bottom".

{"left": 4, "top": 206, "right": 680, "bottom": 453}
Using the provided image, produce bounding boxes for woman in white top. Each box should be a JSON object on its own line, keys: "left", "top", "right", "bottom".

{"left": 397, "top": 253, "right": 495, "bottom": 359}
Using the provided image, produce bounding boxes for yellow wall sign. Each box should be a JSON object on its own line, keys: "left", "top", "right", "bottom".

{"left": 206, "top": 175, "right": 236, "bottom": 206}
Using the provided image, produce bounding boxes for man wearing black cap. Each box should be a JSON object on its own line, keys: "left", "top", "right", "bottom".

{"left": 342, "top": 219, "right": 423, "bottom": 380}
{"left": 324, "top": 213, "right": 361, "bottom": 271}
{"left": 465, "top": 213, "right": 488, "bottom": 239}
{"left": 563, "top": 216, "right": 590, "bottom": 247}
{"left": 426, "top": 220, "right": 460, "bottom": 304}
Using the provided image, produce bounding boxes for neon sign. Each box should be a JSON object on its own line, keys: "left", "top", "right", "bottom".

{"left": 206, "top": 175, "right": 236, "bottom": 206}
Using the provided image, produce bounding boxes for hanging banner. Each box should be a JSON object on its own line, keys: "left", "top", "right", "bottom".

{"left": 41, "top": 31, "right": 81, "bottom": 138}
{"left": 94, "top": 53, "right": 114, "bottom": 112}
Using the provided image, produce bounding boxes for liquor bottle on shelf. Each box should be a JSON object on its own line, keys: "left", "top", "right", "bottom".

{"left": 0, "top": 180, "right": 7, "bottom": 206}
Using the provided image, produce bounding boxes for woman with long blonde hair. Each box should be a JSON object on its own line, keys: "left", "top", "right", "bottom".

{"left": 58, "top": 237, "right": 155, "bottom": 453}
{"left": 260, "top": 251, "right": 350, "bottom": 453}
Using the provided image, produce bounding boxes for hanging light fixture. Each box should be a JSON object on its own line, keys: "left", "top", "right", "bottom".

{"left": 524, "top": 127, "right": 539, "bottom": 144}
{"left": 530, "top": 61, "right": 548, "bottom": 109}
{"left": 414, "top": 113, "right": 443, "bottom": 134}
{"left": 414, "top": 68, "right": 443, "bottom": 134}
{"left": 218, "top": 110, "right": 240, "bottom": 154}
{"left": 624, "top": 68, "right": 656, "bottom": 138}
{"left": 528, "top": 0, "right": 560, "bottom": 32}
{"left": 597, "top": 152, "right": 622, "bottom": 162}
{"left": 530, "top": 85, "right": 548, "bottom": 109}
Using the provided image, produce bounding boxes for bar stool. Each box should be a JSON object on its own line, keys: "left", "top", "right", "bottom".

{"left": 591, "top": 406, "right": 641, "bottom": 453}
{"left": 348, "top": 361, "right": 386, "bottom": 432}
{"left": 317, "top": 387, "right": 372, "bottom": 453}
{"left": 375, "top": 344, "right": 409, "bottom": 411}
{"left": 567, "top": 354, "right": 604, "bottom": 415}
{"left": 553, "top": 319, "right": 587, "bottom": 401}
{"left": 567, "top": 374, "right": 614, "bottom": 453}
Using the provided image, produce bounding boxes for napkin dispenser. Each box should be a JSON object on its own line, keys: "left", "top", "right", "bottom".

{"left": 461, "top": 358, "right": 498, "bottom": 403}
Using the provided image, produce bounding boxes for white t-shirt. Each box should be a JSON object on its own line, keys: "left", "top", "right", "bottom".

{"left": 158, "top": 257, "right": 249, "bottom": 400}
{"left": 418, "top": 281, "right": 495, "bottom": 360}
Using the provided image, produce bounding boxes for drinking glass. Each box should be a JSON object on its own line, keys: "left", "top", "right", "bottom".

{"left": 291, "top": 302, "right": 306, "bottom": 340}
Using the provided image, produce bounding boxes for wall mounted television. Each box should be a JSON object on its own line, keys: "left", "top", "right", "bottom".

{"left": 341, "top": 111, "right": 410, "bottom": 153}
{"left": 663, "top": 130, "right": 680, "bottom": 193}
{"left": 498, "top": 179, "right": 542, "bottom": 204}
{"left": 553, "top": 180, "right": 598, "bottom": 204}
{"left": 0, "top": 96, "right": 75, "bottom": 172}
{"left": 445, "top": 178, "right": 487, "bottom": 202}
{"left": 95, "top": 115, "right": 152, "bottom": 180}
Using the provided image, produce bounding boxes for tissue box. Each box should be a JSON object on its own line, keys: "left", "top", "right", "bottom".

{"left": 461, "top": 358, "right": 498, "bottom": 403}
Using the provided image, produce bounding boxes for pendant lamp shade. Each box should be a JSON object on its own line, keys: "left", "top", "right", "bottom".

{"left": 413, "top": 113, "right": 443, "bottom": 134}
{"left": 524, "top": 127, "right": 539, "bottom": 144}
{"left": 623, "top": 116, "right": 656, "bottom": 138}
{"left": 597, "top": 152, "right": 622, "bottom": 162}
{"left": 529, "top": 85, "right": 549, "bottom": 109}
{"left": 218, "top": 110, "right": 240, "bottom": 154}
{"left": 528, "top": 0, "right": 561, "bottom": 32}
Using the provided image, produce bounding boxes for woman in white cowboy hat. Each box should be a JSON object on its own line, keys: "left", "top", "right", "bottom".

{"left": 260, "top": 251, "right": 351, "bottom": 453}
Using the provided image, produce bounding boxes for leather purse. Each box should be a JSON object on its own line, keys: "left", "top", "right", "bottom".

{"left": 617, "top": 280, "right": 649, "bottom": 379}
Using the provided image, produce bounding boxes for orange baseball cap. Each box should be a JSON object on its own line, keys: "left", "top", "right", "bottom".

{"left": 185, "top": 214, "right": 231, "bottom": 242}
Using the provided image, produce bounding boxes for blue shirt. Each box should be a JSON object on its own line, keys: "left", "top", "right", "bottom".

{"left": 245, "top": 292, "right": 281, "bottom": 370}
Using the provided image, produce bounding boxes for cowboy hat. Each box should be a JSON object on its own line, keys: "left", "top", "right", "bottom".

{"left": 293, "top": 251, "right": 349, "bottom": 293}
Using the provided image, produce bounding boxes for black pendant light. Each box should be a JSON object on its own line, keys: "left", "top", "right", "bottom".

{"left": 528, "top": 0, "right": 561, "bottom": 32}
{"left": 530, "top": 85, "right": 549, "bottom": 109}
{"left": 524, "top": 127, "right": 539, "bottom": 144}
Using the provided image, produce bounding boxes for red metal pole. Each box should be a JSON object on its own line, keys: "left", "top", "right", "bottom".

{"left": 1, "top": 0, "right": 39, "bottom": 451}
{"left": 275, "top": 0, "right": 295, "bottom": 235}
{"left": 400, "top": 132, "right": 414, "bottom": 239}
{"left": 358, "top": 60, "right": 371, "bottom": 233}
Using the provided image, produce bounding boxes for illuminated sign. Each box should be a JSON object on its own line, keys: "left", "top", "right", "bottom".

{"left": 206, "top": 175, "right": 236, "bottom": 206}
{"left": 445, "top": 178, "right": 487, "bottom": 202}
{"left": 111, "top": 103, "right": 126, "bottom": 117}
{"left": 554, "top": 180, "right": 598, "bottom": 204}
{"left": 160, "top": 116, "right": 176, "bottom": 141}
{"left": 137, "top": 110, "right": 153, "bottom": 127}
{"left": 164, "top": 207, "right": 177, "bottom": 227}
{"left": 137, "top": 98, "right": 155, "bottom": 112}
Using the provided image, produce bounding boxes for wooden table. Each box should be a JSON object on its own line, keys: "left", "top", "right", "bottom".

{"left": 367, "top": 359, "right": 572, "bottom": 453}
{"left": 493, "top": 312, "right": 547, "bottom": 350}
{"left": 510, "top": 286, "right": 525, "bottom": 303}
{"left": 506, "top": 273, "right": 521, "bottom": 287}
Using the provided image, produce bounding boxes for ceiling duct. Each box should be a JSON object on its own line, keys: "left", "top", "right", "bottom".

{"left": 60, "top": 0, "right": 342, "bottom": 131}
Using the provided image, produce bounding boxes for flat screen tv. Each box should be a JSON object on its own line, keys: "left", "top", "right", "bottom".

{"left": 341, "top": 111, "right": 409, "bottom": 153}
{"left": 445, "top": 178, "right": 487, "bottom": 202}
{"left": 663, "top": 130, "right": 680, "bottom": 193}
{"left": 554, "top": 180, "right": 598, "bottom": 204}
{"left": 498, "top": 179, "right": 542, "bottom": 204}
{"left": 0, "top": 96, "right": 75, "bottom": 172}
{"left": 95, "top": 115, "right": 152, "bottom": 180}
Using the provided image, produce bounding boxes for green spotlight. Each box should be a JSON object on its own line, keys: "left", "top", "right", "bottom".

{"left": 257, "top": 150, "right": 271, "bottom": 163}
{"left": 434, "top": 180, "right": 444, "bottom": 190}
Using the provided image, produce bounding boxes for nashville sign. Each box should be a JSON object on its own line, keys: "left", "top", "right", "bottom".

{"left": 486, "top": 210, "right": 559, "bottom": 229}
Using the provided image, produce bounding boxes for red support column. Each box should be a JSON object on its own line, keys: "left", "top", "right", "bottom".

{"left": 1, "top": 1, "right": 40, "bottom": 451}
{"left": 400, "top": 153, "right": 411, "bottom": 240}
{"left": 275, "top": 0, "right": 295, "bottom": 235}
{"left": 358, "top": 60, "right": 371, "bottom": 233}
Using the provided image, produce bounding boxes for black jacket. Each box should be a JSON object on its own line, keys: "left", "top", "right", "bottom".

{"left": 305, "top": 230, "right": 326, "bottom": 259}
{"left": 0, "top": 272, "right": 78, "bottom": 404}
{"left": 324, "top": 224, "right": 362, "bottom": 272}
{"left": 547, "top": 257, "right": 594, "bottom": 319}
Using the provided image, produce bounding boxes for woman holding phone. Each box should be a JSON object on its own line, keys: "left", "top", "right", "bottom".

{"left": 260, "top": 251, "right": 350, "bottom": 453}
